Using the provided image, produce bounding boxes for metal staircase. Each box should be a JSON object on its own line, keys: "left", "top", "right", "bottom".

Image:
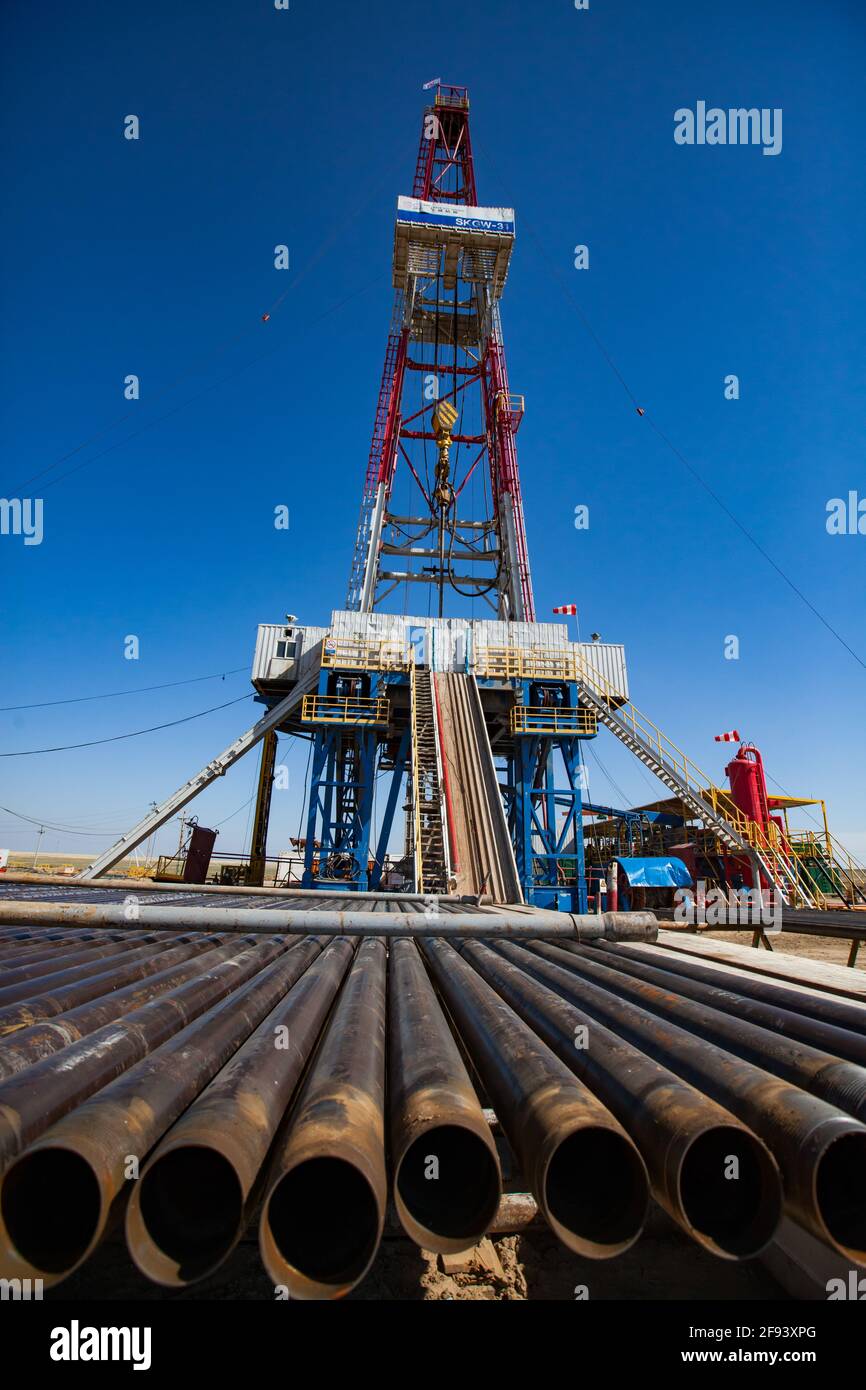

{"left": 574, "top": 659, "right": 819, "bottom": 908}
{"left": 409, "top": 665, "right": 450, "bottom": 894}
{"left": 791, "top": 832, "right": 866, "bottom": 907}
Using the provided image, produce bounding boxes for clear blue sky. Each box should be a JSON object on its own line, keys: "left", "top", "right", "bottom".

{"left": 1, "top": 0, "right": 864, "bottom": 864}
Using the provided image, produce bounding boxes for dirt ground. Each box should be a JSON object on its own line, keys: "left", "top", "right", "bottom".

{"left": 50, "top": 1205, "right": 786, "bottom": 1303}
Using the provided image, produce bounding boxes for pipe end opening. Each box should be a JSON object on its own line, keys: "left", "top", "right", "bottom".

{"left": 816, "top": 1131, "right": 866, "bottom": 1263}
{"left": 263, "top": 1156, "right": 380, "bottom": 1295}
{"left": 135, "top": 1145, "right": 243, "bottom": 1284}
{"left": 679, "top": 1127, "right": 781, "bottom": 1259}
{"left": 1, "top": 1147, "right": 102, "bottom": 1275}
{"left": 544, "top": 1127, "right": 647, "bottom": 1257}
{"left": 396, "top": 1125, "right": 501, "bottom": 1247}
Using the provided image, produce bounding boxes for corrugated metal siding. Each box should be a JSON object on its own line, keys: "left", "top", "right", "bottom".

{"left": 253, "top": 614, "right": 628, "bottom": 701}
{"left": 326, "top": 611, "right": 629, "bottom": 698}
{"left": 251, "top": 624, "right": 328, "bottom": 687}
{"left": 575, "top": 642, "right": 630, "bottom": 702}
{"left": 330, "top": 611, "right": 569, "bottom": 649}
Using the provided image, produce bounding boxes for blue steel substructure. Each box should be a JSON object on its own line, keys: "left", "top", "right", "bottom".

{"left": 301, "top": 662, "right": 598, "bottom": 905}
{"left": 504, "top": 674, "right": 596, "bottom": 913}
{"left": 301, "top": 664, "right": 407, "bottom": 892}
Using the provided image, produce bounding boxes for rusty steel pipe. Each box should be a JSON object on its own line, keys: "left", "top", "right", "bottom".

{"left": 514, "top": 940, "right": 866, "bottom": 1265}
{"left": 0, "top": 898, "right": 656, "bottom": 938}
{"left": 0, "top": 932, "right": 146, "bottom": 968}
{"left": 0, "top": 937, "right": 304, "bottom": 1172}
{"left": 419, "top": 938, "right": 649, "bottom": 1258}
{"left": 0, "top": 936, "right": 202, "bottom": 1008}
{"left": 0, "top": 936, "right": 238, "bottom": 1078}
{"left": 464, "top": 940, "right": 781, "bottom": 1259}
{"left": 599, "top": 940, "right": 866, "bottom": 1037}
{"left": 0, "top": 933, "right": 202, "bottom": 1035}
{"left": 0, "top": 939, "right": 326, "bottom": 1286}
{"left": 389, "top": 938, "right": 501, "bottom": 1252}
{"left": 0, "top": 934, "right": 162, "bottom": 985}
{"left": 260, "top": 937, "right": 388, "bottom": 1300}
{"left": 124, "top": 938, "right": 355, "bottom": 1287}
{"left": 580, "top": 941, "right": 866, "bottom": 1067}
{"left": 0, "top": 929, "right": 109, "bottom": 954}
{"left": 540, "top": 942, "right": 866, "bottom": 1123}
{"left": 0, "top": 923, "right": 177, "bottom": 953}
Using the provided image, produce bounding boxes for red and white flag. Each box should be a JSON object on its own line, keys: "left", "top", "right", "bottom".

{"left": 553, "top": 604, "right": 577, "bottom": 616}
{"left": 714, "top": 730, "right": 741, "bottom": 743}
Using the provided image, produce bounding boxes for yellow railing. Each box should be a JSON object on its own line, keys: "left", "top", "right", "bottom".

{"left": 321, "top": 637, "right": 410, "bottom": 671}
{"left": 495, "top": 393, "right": 525, "bottom": 431}
{"left": 511, "top": 706, "right": 597, "bottom": 736}
{"left": 572, "top": 652, "right": 825, "bottom": 905}
{"left": 790, "top": 827, "right": 866, "bottom": 874}
{"left": 434, "top": 89, "right": 469, "bottom": 109}
{"left": 301, "top": 695, "right": 390, "bottom": 725}
{"left": 574, "top": 650, "right": 715, "bottom": 798}
{"left": 476, "top": 645, "right": 576, "bottom": 680}
{"left": 789, "top": 829, "right": 865, "bottom": 903}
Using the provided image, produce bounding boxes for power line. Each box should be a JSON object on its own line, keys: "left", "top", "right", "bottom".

{"left": 763, "top": 769, "right": 827, "bottom": 833}
{"left": 645, "top": 416, "right": 866, "bottom": 674}
{"left": 0, "top": 805, "right": 123, "bottom": 836}
{"left": 35, "top": 274, "right": 386, "bottom": 494}
{"left": 475, "top": 138, "right": 864, "bottom": 675}
{"left": 0, "top": 666, "right": 248, "bottom": 713}
{"left": 584, "top": 740, "right": 632, "bottom": 808}
{"left": 0, "top": 694, "right": 252, "bottom": 757}
{"left": 17, "top": 327, "right": 261, "bottom": 492}
{"left": 213, "top": 794, "right": 257, "bottom": 829}
{"left": 14, "top": 156, "right": 402, "bottom": 497}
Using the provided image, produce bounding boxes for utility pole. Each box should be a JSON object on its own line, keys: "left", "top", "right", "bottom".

{"left": 144, "top": 802, "right": 159, "bottom": 869}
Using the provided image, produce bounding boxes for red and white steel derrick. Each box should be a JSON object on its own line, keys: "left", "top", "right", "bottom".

{"left": 347, "top": 84, "right": 535, "bottom": 621}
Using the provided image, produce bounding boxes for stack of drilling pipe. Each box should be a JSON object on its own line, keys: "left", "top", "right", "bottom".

{"left": 0, "top": 922, "right": 864, "bottom": 1299}
{"left": 434, "top": 673, "right": 522, "bottom": 903}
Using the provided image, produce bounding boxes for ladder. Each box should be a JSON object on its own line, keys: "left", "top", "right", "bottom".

{"left": 410, "top": 666, "right": 449, "bottom": 894}
{"left": 574, "top": 660, "right": 819, "bottom": 909}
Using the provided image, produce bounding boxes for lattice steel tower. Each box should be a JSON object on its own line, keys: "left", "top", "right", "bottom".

{"left": 347, "top": 83, "right": 534, "bottom": 621}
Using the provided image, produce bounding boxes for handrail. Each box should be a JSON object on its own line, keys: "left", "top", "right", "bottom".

{"left": 788, "top": 829, "right": 866, "bottom": 904}
{"left": 322, "top": 637, "right": 410, "bottom": 671}
{"left": 575, "top": 651, "right": 716, "bottom": 799}
{"left": 790, "top": 828, "right": 866, "bottom": 877}
{"left": 511, "top": 706, "right": 597, "bottom": 736}
{"left": 475, "top": 645, "right": 576, "bottom": 680}
{"left": 301, "top": 695, "right": 390, "bottom": 725}
{"left": 573, "top": 653, "right": 825, "bottom": 907}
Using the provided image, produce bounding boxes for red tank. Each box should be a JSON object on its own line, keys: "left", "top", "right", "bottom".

{"left": 725, "top": 744, "right": 771, "bottom": 827}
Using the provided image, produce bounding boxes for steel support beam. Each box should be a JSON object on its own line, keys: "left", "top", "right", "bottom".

{"left": 79, "top": 673, "right": 317, "bottom": 880}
